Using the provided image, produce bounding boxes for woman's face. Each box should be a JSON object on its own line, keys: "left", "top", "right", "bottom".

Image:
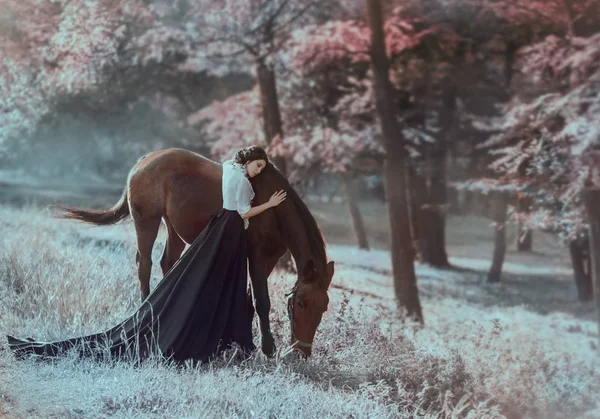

{"left": 245, "top": 159, "right": 267, "bottom": 178}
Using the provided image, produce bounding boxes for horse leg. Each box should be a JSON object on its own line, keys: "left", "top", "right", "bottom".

{"left": 248, "top": 252, "right": 281, "bottom": 357}
{"left": 133, "top": 216, "right": 161, "bottom": 301}
{"left": 160, "top": 217, "right": 186, "bottom": 274}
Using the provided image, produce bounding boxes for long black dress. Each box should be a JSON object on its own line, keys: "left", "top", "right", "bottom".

{"left": 6, "top": 208, "right": 256, "bottom": 363}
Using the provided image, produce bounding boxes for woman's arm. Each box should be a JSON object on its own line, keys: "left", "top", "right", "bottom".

{"left": 241, "top": 190, "right": 286, "bottom": 220}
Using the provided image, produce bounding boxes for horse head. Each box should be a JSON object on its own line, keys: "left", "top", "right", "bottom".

{"left": 286, "top": 259, "right": 334, "bottom": 357}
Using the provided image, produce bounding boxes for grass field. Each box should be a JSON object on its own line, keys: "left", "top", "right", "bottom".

{"left": 0, "top": 198, "right": 599, "bottom": 418}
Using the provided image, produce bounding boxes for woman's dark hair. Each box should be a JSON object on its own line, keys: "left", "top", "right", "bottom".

{"left": 234, "top": 145, "right": 269, "bottom": 166}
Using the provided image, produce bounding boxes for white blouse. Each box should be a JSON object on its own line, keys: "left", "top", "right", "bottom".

{"left": 222, "top": 159, "right": 255, "bottom": 229}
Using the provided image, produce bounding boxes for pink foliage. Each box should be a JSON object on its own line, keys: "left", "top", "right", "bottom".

{"left": 189, "top": 88, "right": 265, "bottom": 160}
{"left": 0, "top": 0, "right": 60, "bottom": 143}
{"left": 39, "top": 1, "right": 127, "bottom": 95}
{"left": 273, "top": 124, "right": 382, "bottom": 173}
{"left": 0, "top": 59, "right": 48, "bottom": 145}
{"left": 509, "top": 206, "right": 588, "bottom": 242}
{"left": 0, "top": 0, "right": 202, "bottom": 144}
{"left": 287, "top": 17, "right": 432, "bottom": 71}
{"left": 193, "top": 80, "right": 382, "bottom": 173}
{"left": 489, "top": 0, "right": 600, "bottom": 35}
{"left": 198, "top": 7, "right": 437, "bottom": 173}
{"left": 186, "top": 0, "right": 316, "bottom": 71}
{"left": 473, "top": 33, "right": 600, "bottom": 239}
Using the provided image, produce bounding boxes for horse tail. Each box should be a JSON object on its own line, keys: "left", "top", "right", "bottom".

{"left": 52, "top": 187, "right": 130, "bottom": 226}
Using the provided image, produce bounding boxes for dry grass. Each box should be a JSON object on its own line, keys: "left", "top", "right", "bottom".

{"left": 1, "top": 203, "right": 599, "bottom": 418}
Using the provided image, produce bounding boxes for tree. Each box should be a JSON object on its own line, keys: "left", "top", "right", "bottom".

{"left": 472, "top": 30, "right": 600, "bottom": 294}
{"left": 430, "top": 0, "right": 600, "bottom": 282}
{"left": 0, "top": 0, "right": 229, "bottom": 151}
{"left": 365, "top": 0, "right": 423, "bottom": 321}
{"left": 186, "top": 0, "right": 329, "bottom": 175}
{"left": 0, "top": 1, "right": 266, "bottom": 186}
{"left": 285, "top": 6, "right": 457, "bottom": 262}
{"left": 583, "top": 189, "right": 600, "bottom": 341}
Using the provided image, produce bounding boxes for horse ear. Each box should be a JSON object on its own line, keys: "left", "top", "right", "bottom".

{"left": 303, "top": 259, "right": 316, "bottom": 281}
{"left": 325, "top": 261, "right": 335, "bottom": 287}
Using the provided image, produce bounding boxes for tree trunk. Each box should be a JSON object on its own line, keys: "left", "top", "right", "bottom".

{"left": 407, "top": 166, "right": 422, "bottom": 261}
{"left": 366, "top": 0, "right": 423, "bottom": 322}
{"left": 517, "top": 226, "right": 533, "bottom": 251}
{"left": 584, "top": 189, "right": 600, "bottom": 345}
{"left": 516, "top": 196, "right": 533, "bottom": 251}
{"left": 488, "top": 192, "right": 508, "bottom": 283}
{"left": 569, "top": 238, "right": 593, "bottom": 302}
{"left": 504, "top": 41, "right": 518, "bottom": 89}
{"left": 328, "top": 179, "right": 342, "bottom": 203}
{"left": 411, "top": 89, "right": 453, "bottom": 267}
{"left": 447, "top": 187, "right": 461, "bottom": 214}
{"left": 342, "top": 173, "right": 370, "bottom": 250}
{"left": 413, "top": 169, "right": 450, "bottom": 267}
{"left": 411, "top": 168, "right": 440, "bottom": 265}
{"left": 463, "top": 190, "right": 474, "bottom": 214}
{"left": 256, "top": 59, "right": 287, "bottom": 176}
{"left": 421, "top": 76, "right": 455, "bottom": 268}
{"left": 424, "top": 166, "right": 450, "bottom": 267}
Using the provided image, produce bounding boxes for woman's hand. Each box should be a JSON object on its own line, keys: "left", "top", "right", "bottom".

{"left": 268, "top": 190, "right": 287, "bottom": 208}
{"left": 242, "top": 190, "right": 287, "bottom": 219}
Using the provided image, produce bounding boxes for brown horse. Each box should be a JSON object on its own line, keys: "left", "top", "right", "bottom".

{"left": 55, "top": 148, "right": 334, "bottom": 357}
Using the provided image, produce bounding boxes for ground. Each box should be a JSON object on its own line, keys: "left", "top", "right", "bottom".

{"left": 0, "top": 190, "right": 598, "bottom": 418}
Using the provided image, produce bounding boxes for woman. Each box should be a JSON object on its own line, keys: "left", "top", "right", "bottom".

{"left": 7, "top": 146, "right": 286, "bottom": 364}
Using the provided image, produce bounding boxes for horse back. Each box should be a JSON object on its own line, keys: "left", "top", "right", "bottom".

{"left": 129, "top": 148, "right": 223, "bottom": 244}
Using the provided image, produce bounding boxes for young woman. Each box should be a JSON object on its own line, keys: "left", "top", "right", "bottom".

{"left": 7, "top": 146, "right": 286, "bottom": 363}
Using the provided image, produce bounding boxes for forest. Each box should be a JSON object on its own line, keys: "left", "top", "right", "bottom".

{"left": 1, "top": 0, "right": 599, "bottom": 417}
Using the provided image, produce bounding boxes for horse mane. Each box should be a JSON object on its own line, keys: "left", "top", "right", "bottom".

{"left": 262, "top": 163, "right": 327, "bottom": 272}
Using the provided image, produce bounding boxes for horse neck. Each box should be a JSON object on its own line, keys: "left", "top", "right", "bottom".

{"left": 278, "top": 206, "right": 325, "bottom": 285}
{"left": 287, "top": 234, "right": 314, "bottom": 277}
{"left": 258, "top": 167, "right": 326, "bottom": 284}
